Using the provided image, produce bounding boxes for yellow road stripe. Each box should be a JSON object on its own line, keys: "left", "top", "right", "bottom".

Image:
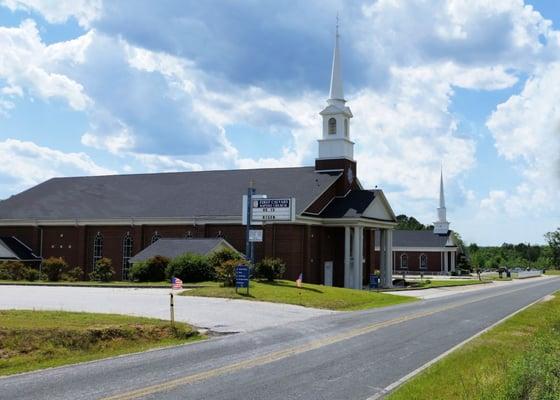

{"left": 101, "top": 279, "right": 556, "bottom": 400}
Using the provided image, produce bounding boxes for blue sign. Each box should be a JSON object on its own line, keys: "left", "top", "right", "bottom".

{"left": 369, "top": 274, "right": 379, "bottom": 289}
{"left": 236, "top": 265, "right": 250, "bottom": 289}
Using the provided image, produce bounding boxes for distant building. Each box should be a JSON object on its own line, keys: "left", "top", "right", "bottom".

{"left": 376, "top": 170, "right": 459, "bottom": 275}
{"left": 0, "top": 26, "right": 398, "bottom": 288}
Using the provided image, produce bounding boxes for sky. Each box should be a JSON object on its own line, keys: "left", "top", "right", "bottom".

{"left": 0, "top": 0, "right": 559, "bottom": 246}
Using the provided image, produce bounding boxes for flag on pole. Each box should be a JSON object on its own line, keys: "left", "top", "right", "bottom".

{"left": 296, "top": 272, "right": 303, "bottom": 288}
{"left": 171, "top": 277, "right": 183, "bottom": 290}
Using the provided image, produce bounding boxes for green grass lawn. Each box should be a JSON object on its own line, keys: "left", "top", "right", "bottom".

{"left": 544, "top": 269, "right": 560, "bottom": 275}
{"left": 181, "top": 280, "right": 416, "bottom": 311}
{"left": 0, "top": 310, "right": 203, "bottom": 376}
{"left": 387, "top": 291, "right": 560, "bottom": 400}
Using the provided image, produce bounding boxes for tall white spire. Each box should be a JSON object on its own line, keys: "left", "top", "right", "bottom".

{"left": 434, "top": 166, "right": 450, "bottom": 235}
{"left": 328, "top": 15, "right": 344, "bottom": 102}
{"left": 317, "top": 17, "right": 354, "bottom": 161}
{"left": 439, "top": 167, "right": 446, "bottom": 209}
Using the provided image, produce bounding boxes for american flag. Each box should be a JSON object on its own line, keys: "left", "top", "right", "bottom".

{"left": 171, "top": 277, "right": 183, "bottom": 290}
{"left": 296, "top": 272, "right": 303, "bottom": 288}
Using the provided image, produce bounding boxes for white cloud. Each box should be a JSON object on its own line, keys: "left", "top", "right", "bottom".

{"left": 0, "top": 138, "right": 114, "bottom": 196}
{"left": 0, "top": 0, "right": 102, "bottom": 28}
{"left": 0, "top": 20, "right": 92, "bottom": 112}
{"left": 483, "top": 62, "right": 560, "bottom": 216}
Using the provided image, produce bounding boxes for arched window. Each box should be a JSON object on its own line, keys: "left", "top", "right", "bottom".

{"left": 328, "top": 118, "right": 337, "bottom": 135}
{"left": 420, "top": 254, "right": 428, "bottom": 269}
{"left": 185, "top": 230, "right": 193, "bottom": 239}
{"left": 122, "top": 232, "right": 133, "bottom": 280}
{"left": 93, "top": 232, "right": 103, "bottom": 269}
{"left": 151, "top": 231, "right": 161, "bottom": 244}
{"left": 216, "top": 230, "right": 224, "bottom": 238}
{"left": 400, "top": 254, "right": 408, "bottom": 269}
{"left": 344, "top": 119, "right": 349, "bottom": 137}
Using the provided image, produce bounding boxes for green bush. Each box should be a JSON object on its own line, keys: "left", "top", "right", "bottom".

{"left": 0, "top": 260, "right": 28, "bottom": 280}
{"left": 166, "top": 253, "right": 213, "bottom": 283}
{"left": 254, "top": 257, "right": 286, "bottom": 282}
{"left": 208, "top": 248, "right": 243, "bottom": 269}
{"left": 129, "top": 255, "right": 169, "bottom": 282}
{"left": 24, "top": 268, "right": 43, "bottom": 281}
{"left": 42, "top": 257, "right": 67, "bottom": 282}
{"left": 64, "top": 266, "right": 84, "bottom": 281}
{"left": 215, "top": 259, "right": 241, "bottom": 286}
{"left": 89, "top": 258, "right": 114, "bottom": 282}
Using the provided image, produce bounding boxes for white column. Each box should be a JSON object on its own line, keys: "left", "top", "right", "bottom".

{"left": 385, "top": 229, "right": 393, "bottom": 287}
{"left": 451, "top": 251, "right": 456, "bottom": 272}
{"left": 344, "top": 226, "right": 351, "bottom": 288}
{"left": 353, "top": 227, "right": 363, "bottom": 289}
{"left": 379, "top": 229, "right": 386, "bottom": 282}
{"left": 444, "top": 251, "right": 449, "bottom": 274}
{"left": 379, "top": 229, "right": 393, "bottom": 288}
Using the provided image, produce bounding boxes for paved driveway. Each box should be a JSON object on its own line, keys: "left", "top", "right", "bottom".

{"left": 0, "top": 285, "right": 334, "bottom": 333}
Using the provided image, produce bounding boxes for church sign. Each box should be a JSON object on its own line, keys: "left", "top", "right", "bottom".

{"left": 251, "top": 198, "right": 295, "bottom": 222}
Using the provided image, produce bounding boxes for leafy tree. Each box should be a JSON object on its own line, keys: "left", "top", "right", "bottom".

{"left": 166, "top": 253, "right": 213, "bottom": 282}
{"left": 129, "top": 255, "right": 169, "bottom": 282}
{"left": 396, "top": 214, "right": 430, "bottom": 231}
{"left": 544, "top": 228, "right": 560, "bottom": 268}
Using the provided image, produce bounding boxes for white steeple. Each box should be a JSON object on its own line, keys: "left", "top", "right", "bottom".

{"left": 329, "top": 18, "right": 344, "bottom": 101}
{"left": 317, "top": 18, "right": 354, "bottom": 161}
{"left": 434, "top": 166, "right": 450, "bottom": 235}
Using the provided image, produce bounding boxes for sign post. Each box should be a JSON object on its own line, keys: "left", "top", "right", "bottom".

{"left": 169, "top": 292, "right": 175, "bottom": 327}
{"left": 251, "top": 198, "right": 295, "bottom": 222}
{"left": 235, "top": 265, "right": 250, "bottom": 295}
{"left": 245, "top": 183, "right": 256, "bottom": 263}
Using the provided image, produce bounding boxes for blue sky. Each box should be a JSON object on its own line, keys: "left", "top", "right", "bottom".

{"left": 0, "top": 0, "right": 559, "bottom": 245}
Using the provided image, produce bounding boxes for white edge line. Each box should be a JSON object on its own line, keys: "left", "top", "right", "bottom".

{"left": 366, "top": 291, "right": 555, "bottom": 400}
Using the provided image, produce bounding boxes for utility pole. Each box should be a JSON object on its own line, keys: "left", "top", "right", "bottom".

{"left": 245, "top": 180, "right": 256, "bottom": 263}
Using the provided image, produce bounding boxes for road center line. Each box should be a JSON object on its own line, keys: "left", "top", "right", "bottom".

{"left": 100, "top": 279, "right": 557, "bottom": 400}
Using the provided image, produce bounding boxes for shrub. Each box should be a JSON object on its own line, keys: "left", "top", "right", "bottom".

{"left": 129, "top": 255, "right": 169, "bottom": 282}
{"left": 215, "top": 259, "right": 241, "bottom": 286}
{"left": 64, "top": 266, "right": 84, "bottom": 282}
{"left": 254, "top": 257, "right": 286, "bottom": 282}
{"left": 24, "top": 267, "right": 43, "bottom": 281}
{"left": 166, "top": 253, "right": 213, "bottom": 283}
{"left": 89, "top": 258, "right": 114, "bottom": 282}
{"left": 0, "top": 260, "right": 28, "bottom": 280}
{"left": 208, "top": 248, "right": 244, "bottom": 269}
{"left": 42, "top": 257, "right": 67, "bottom": 282}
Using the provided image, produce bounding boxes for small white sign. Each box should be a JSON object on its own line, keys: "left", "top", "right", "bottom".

{"left": 249, "top": 229, "right": 263, "bottom": 242}
{"left": 251, "top": 198, "right": 295, "bottom": 222}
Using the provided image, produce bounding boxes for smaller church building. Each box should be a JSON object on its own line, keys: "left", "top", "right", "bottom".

{"left": 378, "top": 171, "right": 460, "bottom": 275}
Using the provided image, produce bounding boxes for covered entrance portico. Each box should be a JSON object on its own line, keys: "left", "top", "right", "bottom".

{"left": 301, "top": 189, "right": 397, "bottom": 289}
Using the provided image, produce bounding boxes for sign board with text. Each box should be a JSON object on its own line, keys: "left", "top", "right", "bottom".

{"left": 249, "top": 229, "right": 263, "bottom": 242}
{"left": 235, "top": 265, "right": 250, "bottom": 293}
{"left": 251, "top": 198, "right": 295, "bottom": 222}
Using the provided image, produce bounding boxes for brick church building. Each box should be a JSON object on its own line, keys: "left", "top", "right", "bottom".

{"left": 0, "top": 29, "right": 398, "bottom": 288}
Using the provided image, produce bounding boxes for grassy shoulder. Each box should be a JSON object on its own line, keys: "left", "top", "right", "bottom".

{"left": 181, "top": 280, "right": 416, "bottom": 311}
{"left": 0, "top": 310, "right": 203, "bottom": 376}
{"left": 387, "top": 291, "right": 560, "bottom": 400}
{"left": 0, "top": 280, "right": 172, "bottom": 287}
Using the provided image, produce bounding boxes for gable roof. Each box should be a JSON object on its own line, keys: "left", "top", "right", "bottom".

{"left": 129, "top": 238, "right": 238, "bottom": 263}
{"left": 0, "top": 167, "right": 340, "bottom": 222}
{"left": 375, "top": 230, "right": 456, "bottom": 248}
{"left": 315, "top": 190, "right": 396, "bottom": 222}
{"left": 0, "top": 236, "right": 41, "bottom": 261}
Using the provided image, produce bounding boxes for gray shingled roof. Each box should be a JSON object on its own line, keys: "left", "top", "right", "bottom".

{"left": 129, "top": 238, "right": 236, "bottom": 263}
{"left": 0, "top": 167, "right": 340, "bottom": 221}
{"left": 317, "top": 190, "right": 376, "bottom": 218}
{"left": 375, "top": 230, "right": 455, "bottom": 248}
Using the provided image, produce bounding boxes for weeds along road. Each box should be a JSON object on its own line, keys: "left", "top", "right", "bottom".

{"left": 1, "top": 277, "right": 559, "bottom": 400}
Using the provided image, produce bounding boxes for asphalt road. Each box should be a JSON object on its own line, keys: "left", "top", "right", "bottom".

{"left": 2, "top": 277, "right": 559, "bottom": 400}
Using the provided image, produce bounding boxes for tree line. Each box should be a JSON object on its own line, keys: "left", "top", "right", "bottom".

{"left": 396, "top": 214, "right": 559, "bottom": 270}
